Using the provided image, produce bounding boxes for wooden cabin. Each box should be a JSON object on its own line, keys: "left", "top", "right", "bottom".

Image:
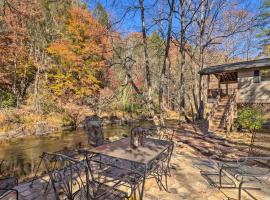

{"left": 199, "top": 58, "right": 270, "bottom": 133}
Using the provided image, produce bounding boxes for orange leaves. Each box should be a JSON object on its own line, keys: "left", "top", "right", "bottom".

{"left": 47, "top": 40, "right": 79, "bottom": 65}
{"left": 47, "top": 6, "right": 111, "bottom": 102}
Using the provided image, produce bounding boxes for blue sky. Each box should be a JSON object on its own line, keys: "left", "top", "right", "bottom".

{"left": 87, "top": 0, "right": 265, "bottom": 58}
{"left": 88, "top": 0, "right": 263, "bottom": 34}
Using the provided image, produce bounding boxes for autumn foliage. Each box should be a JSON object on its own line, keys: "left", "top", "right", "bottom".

{"left": 47, "top": 6, "right": 111, "bottom": 101}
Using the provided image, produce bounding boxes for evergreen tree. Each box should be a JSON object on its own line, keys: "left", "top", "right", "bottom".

{"left": 93, "top": 2, "right": 110, "bottom": 28}
{"left": 257, "top": 0, "right": 270, "bottom": 55}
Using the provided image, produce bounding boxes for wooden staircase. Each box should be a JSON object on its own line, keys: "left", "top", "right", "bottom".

{"left": 208, "top": 93, "right": 237, "bottom": 133}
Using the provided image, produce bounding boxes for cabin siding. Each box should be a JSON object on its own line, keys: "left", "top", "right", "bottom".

{"left": 238, "top": 70, "right": 270, "bottom": 103}
{"left": 209, "top": 74, "right": 219, "bottom": 88}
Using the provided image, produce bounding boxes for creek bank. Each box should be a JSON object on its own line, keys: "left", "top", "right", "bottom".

{"left": 0, "top": 115, "right": 148, "bottom": 141}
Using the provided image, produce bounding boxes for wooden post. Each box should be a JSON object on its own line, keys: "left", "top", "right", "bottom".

{"left": 218, "top": 74, "right": 221, "bottom": 96}
{"left": 226, "top": 82, "right": 228, "bottom": 96}
{"left": 207, "top": 74, "right": 210, "bottom": 102}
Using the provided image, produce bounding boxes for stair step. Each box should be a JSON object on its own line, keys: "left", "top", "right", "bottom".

{"left": 209, "top": 128, "right": 225, "bottom": 133}
{"left": 210, "top": 120, "right": 225, "bottom": 126}
{"left": 220, "top": 100, "right": 229, "bottom": 103}
{"left": 215, "top": 107, "right": 225, "bottom": 113}
{"left": 212, "top": 116, "right": 225, "bottom": 120}
{"left": 215, "top": 109, "right": 226, "bottom": 113}
{"left": 218, "top": 102, "right": 229, "bottom": 106}
{"left": 212, "top": 117, "right": 225, "bottom": 121}
{"left": 213, "top": 113, "right": 226, "bottom": 116}
{"left": 209, "top": 124, "right": 225, "bottom": 128}
{"left": 211, "top": 123, "right": 225, "bottom": 127}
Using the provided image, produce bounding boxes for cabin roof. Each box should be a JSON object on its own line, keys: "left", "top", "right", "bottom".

{"left": 199, "top": 58, "right": 270, "bottom": 75}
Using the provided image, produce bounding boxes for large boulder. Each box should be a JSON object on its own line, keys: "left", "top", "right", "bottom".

{"left": 84, "top": 115, "right": 104, "bottom": 147}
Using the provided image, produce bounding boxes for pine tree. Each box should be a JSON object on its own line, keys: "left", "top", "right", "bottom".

{"left": 257, "top": 0, "right": 270, "bottom": 55}
{"left": 93, "top": 2, "right": 110, "bottom": 29}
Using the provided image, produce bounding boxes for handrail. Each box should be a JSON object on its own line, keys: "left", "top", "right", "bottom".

{"left": 207, "top": 91, "right": 221, "bottom": 120}
{"left": 224, "top": 91, "right": 237, "bottom": 134}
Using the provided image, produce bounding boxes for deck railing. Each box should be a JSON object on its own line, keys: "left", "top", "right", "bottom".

{"left": 208, "top": 89, "right": 227, "bottom": 99}
{"left": 224, "top": 92, "right": 237, "bottom": 134}
{"left": 207, "top": 91, "right": 221, "bottom": 120}
{"left": 208, "top": 88, "right": 238, "bottom": 99}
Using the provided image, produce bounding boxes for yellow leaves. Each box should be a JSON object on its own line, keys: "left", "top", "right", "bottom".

{"left": 47, "top": 5, "right": 111, "bottom": 102}
{"left": 47, "top": 40, "right": 79, "bottom": 64}
{"left": 67, "top": 6, "right": 108, "bottom": 42}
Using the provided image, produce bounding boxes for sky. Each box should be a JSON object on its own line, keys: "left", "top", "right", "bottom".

{"left": 88, "top": 0, "right": 263, "bottom": 34}
{"left": 87, "top": 0, "right": 265, "bottom": 58}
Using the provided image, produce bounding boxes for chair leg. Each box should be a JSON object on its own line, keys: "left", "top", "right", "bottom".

{"left": 238, "top": 181, "right": 244, "bottom": 200}
{"left": 165, "top": 168, "right": 168, "bottom": 192}
{"left": 132, "top": 185, "right": 136, "bottom": 200}
{"left": 137, "top": 184, "right": 140, "bottom": 200}
{"left": 154, "top": 172, "right": 162, "bottom": 191}
{"left": 219, "top": 167, "right": 223, "bottom": 188}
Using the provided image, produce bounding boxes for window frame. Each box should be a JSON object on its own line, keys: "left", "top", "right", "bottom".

{"left": 261, "top": 68, "right": 270, "bottom": 82}
{"left": 253, "top": 70, "right": 260, "bottom": 83}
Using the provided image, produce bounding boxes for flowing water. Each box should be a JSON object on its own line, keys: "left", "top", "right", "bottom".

{"left": 0, "top": 122, "right": 155, "bottom": 181}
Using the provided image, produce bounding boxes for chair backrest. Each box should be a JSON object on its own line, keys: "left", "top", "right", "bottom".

{"left": 130, "top": 126, "right": 145, "bottom": 146}
{"left": 248, "top": 132, "right": 270, "bottom": 168}
{"left": 0, "top": 159, "right": 6, "bottom": 177}
{"left": 80, "top": 150, "right": 128, "bottom": 200}
{"left": 0, "top": 160, "right": 15, "bottom": 178}
{"left": 42, "top": 152, "right": 88, "bottom": 200}
{"left": 84, "top": 115, "right": 104, "bottom": 147}
{"left": 159, "top": 127, "right": 175, "bottom": 141}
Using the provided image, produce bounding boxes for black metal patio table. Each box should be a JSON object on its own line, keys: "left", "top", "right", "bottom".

{"left": 86, "top": 137, "right": 173, "bottom": 200}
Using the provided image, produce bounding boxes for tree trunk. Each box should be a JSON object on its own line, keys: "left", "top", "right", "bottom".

{"left": 13, "top": 51, "right": 18, "bottom": 107}
{"left": 248, "top": 131, "right": 256, "bottom": 155}
{"left": 158, "top": 0, "right": 175, "bottom": 125}
{"left": 197, "top": 0, "right": 206, "bottom": 120}
{"left": 178, "top": 0, "right": 191, "bottom": 123}
{"left": 138, "top": 0, "right": 159, "bottom": 125}
{"left": 33, "top": 65, "right": 40, "bottom": 112}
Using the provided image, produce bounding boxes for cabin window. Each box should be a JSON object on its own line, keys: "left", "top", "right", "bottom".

{"left": 253, "top": 70, "right": 260, "bottom": 83}
{"left": 261, "top": 69, "right": 270, "bottom": 81}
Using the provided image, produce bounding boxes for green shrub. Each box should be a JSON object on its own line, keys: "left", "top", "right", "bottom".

{"left": 41, "top": 100, "right": 63, "bottom": 114}
{"left": 61, "top": 108, "right": 80, "bottom": 129}
{"left": 0, "top": 89, "right": 16, "bottom": 108}
{"left": 235, "top": 106, "right": 265, "bottom": 133}
{"left": 5, "top": 110, "right": 25, "bottom": 124}
{"left": 235, "top": 106, "right": 266, "bottom": 150}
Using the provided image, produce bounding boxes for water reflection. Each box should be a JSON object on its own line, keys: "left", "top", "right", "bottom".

{"left": 0, "top": 123, "right": 153, "bottom": 181}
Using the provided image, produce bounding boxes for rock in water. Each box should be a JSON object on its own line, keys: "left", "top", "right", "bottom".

{"left": 84, "top": 115, "right": 104, "bottom": 147}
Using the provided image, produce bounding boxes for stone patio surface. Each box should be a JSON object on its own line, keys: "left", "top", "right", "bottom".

{"left": 2, "top": 129, "right": 270, "bottom": 200}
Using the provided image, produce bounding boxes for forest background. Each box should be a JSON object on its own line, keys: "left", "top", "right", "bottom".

{"left": 0, "top": 0, "right": 269, "bottom": 135}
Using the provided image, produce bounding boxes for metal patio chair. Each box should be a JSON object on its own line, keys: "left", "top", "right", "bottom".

{"left": 30, "top": 148, "right": 80, "bottom": 191}
{"left": 143, "top": 126, "right": 175, "bottom": 192}
{"left": 42, "top": 152, "right": 127, "bottom": 200}
{"left": 218, "top": 157, "right": 270, "bottom": 200}
{"left": 149, "top": 126, "right": 175, "bottom": 181}
{"left": 217, "top": 132, "right": 270, "bottom": 200}
{"left": 145, "top": 125, "right": 176, "bottom": 142}
{"left": 0, "top": 160, "right": 18, "bottom": 200}
{"left": 79, "top": 149, "right": 140, "bottom": 199}
{"left": 148, "top": 141, "right": 174, "bottom": 192}
{"left": 199, "top": 132, "right": 270, "bottom": 200}
{"left": 158, "top": 127, "right": 175, "bottom": 142}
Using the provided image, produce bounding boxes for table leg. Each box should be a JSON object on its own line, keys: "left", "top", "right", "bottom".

{"left": 139, "top": 165, "right": 147, "bottom": 200}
